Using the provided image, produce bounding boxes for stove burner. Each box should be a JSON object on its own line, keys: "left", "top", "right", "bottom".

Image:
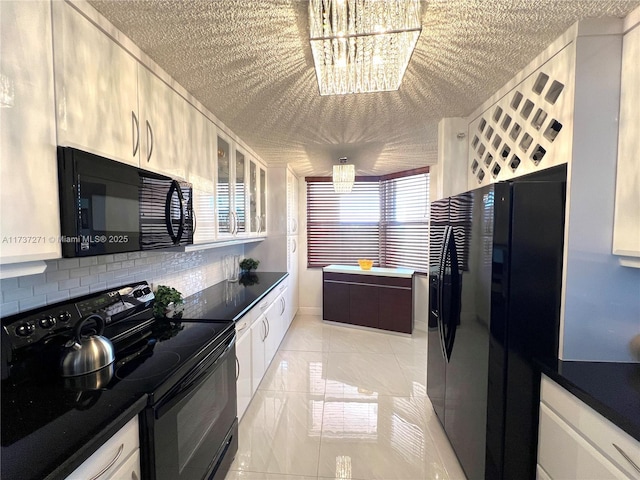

{"left": 115, "top": 351, "right": 181, "bottom": 381}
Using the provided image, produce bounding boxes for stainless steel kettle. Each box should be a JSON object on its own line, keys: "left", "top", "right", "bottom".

{"left": 61, "top": 314, "right": 115, "bottom": 377}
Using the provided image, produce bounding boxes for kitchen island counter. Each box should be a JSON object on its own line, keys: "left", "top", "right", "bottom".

{"left": 323, "top": 264, "right": 415, "bottom": 278}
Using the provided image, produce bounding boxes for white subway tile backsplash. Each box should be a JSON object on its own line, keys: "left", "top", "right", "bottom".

{"left": 46, "top": 291, "right": 69, "bottom": 303}
{"left": 3, "top": 286, "right": 34, "bottom": 302}
{"left": 34, "top": 282, "right": 60, "bottom": 296}
{"left": 69, "top": 267, "right": 91, "bottom": 279}
{"left": 18, "top": 274, "right": 46, "bottom": 288}
{"left": 1, "top": 244, "right": 244, "bottom": 315}
{"left": 79, "top": 257, "right": 98, "bottom": 267}
{"left": 46, "top": 270, "right": 70, "bottom": 282}
{"left": 90, "top": 265, "right": 107, "bottom": 275}
{"left": 0, "top": 278, "right": 19, "bottom": 290}
{"left": 58, "top": 278, "right": 80, "bottom": 290}
{"left": 89, "top": 282, "right": 107, "bottom": 293}
{"left": 58, "top": 258, "right": 79, "bottom": 270}
{"left": 19, "top": 295, "right": 47, "bottom": 311}
{"left": 69, "top": 286, "right": 90, "bottom": 297}
{"left": 80, "top": 275, "right": 99, "bottom": 286}
{"left": 0, "top": 302, "right": 19, "bottom": 317}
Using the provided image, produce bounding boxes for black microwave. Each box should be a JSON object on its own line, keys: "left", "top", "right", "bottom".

{"left": 58, "top": 147, "right": 193, "bottom": 257}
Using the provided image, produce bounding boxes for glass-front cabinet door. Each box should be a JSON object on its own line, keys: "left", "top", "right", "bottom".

{"left": 216, "top": 133, "right": 233, "bottom": 237}
{"left": 234, "top": 147, "right": 247, "bottom": 235}
{"left": 259, "top": 165, "right": 267, "bottom": 235}
{"left": 248, "top": 159, "right": 267, "bottom": 236}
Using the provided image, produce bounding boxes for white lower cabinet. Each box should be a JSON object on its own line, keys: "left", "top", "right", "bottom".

{"left": 538, "top": 375, "right": 640, "bottom": 480}
{"left": 250, "top": 315, "right": 267, "bottom": 396}
{"left": 238, "top": 279, "right": 293, "bottom": 417}
{"left": 236, "top": 320, "right": 252, "bottom": 420}
{"left": 66, "top": 416, "right": 139, "bottom": 480}
{"left": 106, "top": 449, "right": 140, "bottom": 480}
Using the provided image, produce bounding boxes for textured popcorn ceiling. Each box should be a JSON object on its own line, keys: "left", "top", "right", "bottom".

{"left": 88, "top": 0, "right": 639, "bottom": 177}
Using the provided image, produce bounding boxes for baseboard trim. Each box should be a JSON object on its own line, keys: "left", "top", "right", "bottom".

{"left": 298, "top": 306, "right": 322, "bottom": 316}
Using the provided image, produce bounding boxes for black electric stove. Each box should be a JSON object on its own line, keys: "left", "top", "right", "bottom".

{"left": 1, "top": 281, "right": 237, "bottom": 480}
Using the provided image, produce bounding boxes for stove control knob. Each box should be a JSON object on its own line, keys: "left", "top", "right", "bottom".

{"left": 16, "top": 323, "right": 35, "bottom": 337}
{"left": 58, "top": 311, "right": 72, "bottom": 323}
{"left": 39, "top": 316, "right": 57, "bottom": 329}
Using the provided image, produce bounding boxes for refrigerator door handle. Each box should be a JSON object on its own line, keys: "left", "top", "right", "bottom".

{"left": 438, "top": 226, "right": 452, "bottom": 360}
{"left": 445, "top": 227, "right": 461, "bottom": 360}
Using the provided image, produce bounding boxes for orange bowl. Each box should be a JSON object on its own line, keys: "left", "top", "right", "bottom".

{"left": 358, "top": 259, "right": 373, "bottom": 270}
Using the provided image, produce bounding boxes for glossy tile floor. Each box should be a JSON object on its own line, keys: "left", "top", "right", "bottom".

{"left": 226, "top": 314, "right": 467, "bottom": 480}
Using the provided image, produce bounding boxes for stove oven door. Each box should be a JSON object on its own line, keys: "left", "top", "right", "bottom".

{"left": 144, "top": 330, "right": 237, "bottom": 480}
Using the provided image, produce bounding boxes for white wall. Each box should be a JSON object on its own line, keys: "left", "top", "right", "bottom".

{"left": 0, "top": 244, "right": 243, "bottom": 316}
{"left": 297, "top": 177, "right": 323, "bottom": 315}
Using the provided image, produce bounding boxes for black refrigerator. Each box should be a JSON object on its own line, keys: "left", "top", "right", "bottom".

{"left": 427, "top": 165, "right": 566, "bottom": 480}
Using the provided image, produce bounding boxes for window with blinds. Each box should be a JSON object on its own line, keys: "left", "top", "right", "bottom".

{"left": 380, "top": 173, "right": 429, "bottom": 270}
{"left": 306, "top": 180, "right": 381, "bottom": 267}
{"left": 306, "top": 170, "right": 429, "bottom": 270}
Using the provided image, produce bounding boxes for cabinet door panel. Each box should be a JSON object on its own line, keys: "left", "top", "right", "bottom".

{"left": 138, "top": 66, "right": 187, "bottom": 178}
{"left": 216, "top": 134, "right": 233, "bottom": 237}
{"left": 236, "top": 329, "right": 252, "bottom": 419}
{"left": 323, "top": 281, "right": 350, "bottom": 323}
{"left": 53, "top": 1, "right": 138, "bottom": 166}
{"left": 349, "top": 284, "right": 379, "bottom": 329}
{"left": 250, "top": 318, "right": 266, "bottom": 394}
{"left": 379, "top": 287, "right": 413, "bottom": 333}
{"left": 1, "top": 0, "right": 61, "bottom": 264}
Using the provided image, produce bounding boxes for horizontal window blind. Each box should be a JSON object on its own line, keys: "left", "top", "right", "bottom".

{"left": 306, "top": 181, "right": 381, "bottom": 267}
{"left": 306, "top": 170, "right": 429, "bottom": 271}
{"left": 380, "top": 174, "right": 429, "bottom": 271}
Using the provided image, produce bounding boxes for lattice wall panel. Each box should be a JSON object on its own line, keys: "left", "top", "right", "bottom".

{"left": 468, "top": 46, "right": 574, "bottom": 188}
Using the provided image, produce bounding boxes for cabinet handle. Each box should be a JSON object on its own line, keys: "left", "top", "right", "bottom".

{"left": 262, "top": 318, "right": 267, "bottom": 341}
{"left": 280, "top": 297, "right": 286, "bottom": 316}
{"left": 613, "top": 443, "right": 640, "bottom": 473}
{"left": 292, "top": 218, "right": 297, "bottom": 233}
{"left": 89, "top": 443, "right": 124, "bottom": 480}
{"left": 292, "top": 238, "right": 297, "bottom": 253}
{"left": 259, "top": 301, "right": 268, "bottom": 311}
{"left": 237, "top": 322, "right": 248, "bottom": 332}
{"left": 235, "top": 356, "right": 240, "bottom": 381}
{"left": 256, "top": 215, "right": 262, "bottom": 234}
{"left": 132, "top": 472, "right": 139, "bottom": 480}
{"left": 146, "top": 120, "right": 154, "bottom": 163}
{"left": 131, "top": 111, "right": 139, "bottom": 157}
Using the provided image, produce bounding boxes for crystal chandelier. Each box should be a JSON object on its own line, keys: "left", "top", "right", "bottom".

{"left": 333, "top": 157, "right": 355, "bottom": 193}
{"left": 309, "top": 0, "right": 421, "bottom": 96}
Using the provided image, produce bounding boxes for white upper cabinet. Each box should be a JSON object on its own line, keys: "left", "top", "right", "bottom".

{"left": 248, "top": 159, "right": 268, "bottom": 237}
{"left": 613, "top": 21, "right": 640, "bottom": 267}
{"left": 286, "top": 169, "right": 299, "bottom": 235}
{"left": 216, "top": 132, "right": 234, "bottom": 238}
{"left": 0, "top": 0, "right": 61, "bottom": 264}
{"left": 187, "top": 105, "right": 216, "bottom": 245}
{"left": 52, "top": 1, "right": 139, "bottom": 166}
{"left": 138, "top": 65, "right": 188, "bottom": 179}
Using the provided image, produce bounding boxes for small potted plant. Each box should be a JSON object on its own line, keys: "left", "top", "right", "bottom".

{"left": 153, "top": 285, "right": 184, "bottom": 319}
{"left": 239, "top": 257, "right": 259, "bottom": 275}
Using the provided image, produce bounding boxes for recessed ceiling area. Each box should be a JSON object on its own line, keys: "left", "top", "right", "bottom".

{"left": 87, "top": 0, "right": 639, "bottom": 177}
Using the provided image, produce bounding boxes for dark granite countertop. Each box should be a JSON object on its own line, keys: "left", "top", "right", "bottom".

{"left": 1, "top": 381, "right": 147, "bottom": 480}
{"left": 538, "top": 359, "right": 640, "bottom": 441}
{"left": 181, "top": 271, "right": 288, "bottom": 321}
{"left": 1, "top": 272, "right": 288, "bottom": 479}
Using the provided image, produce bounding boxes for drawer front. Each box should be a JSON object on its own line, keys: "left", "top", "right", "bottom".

{"left": 323, "top": 272, "right": 412, "bottom": 288}
{"left": 236, "top": 315, "right": 251, "bottom": 337}
{"left": 538, "top": 403, "right": 626, "bottom": 480}
{"left": 66, "top": 416, "right": 139, "bottom": 480}
{"left": 541, "top": 375, "right": 640, "bottom": 478}
{"left": 107, "top": 449, "right": 140, "bottom": 480}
